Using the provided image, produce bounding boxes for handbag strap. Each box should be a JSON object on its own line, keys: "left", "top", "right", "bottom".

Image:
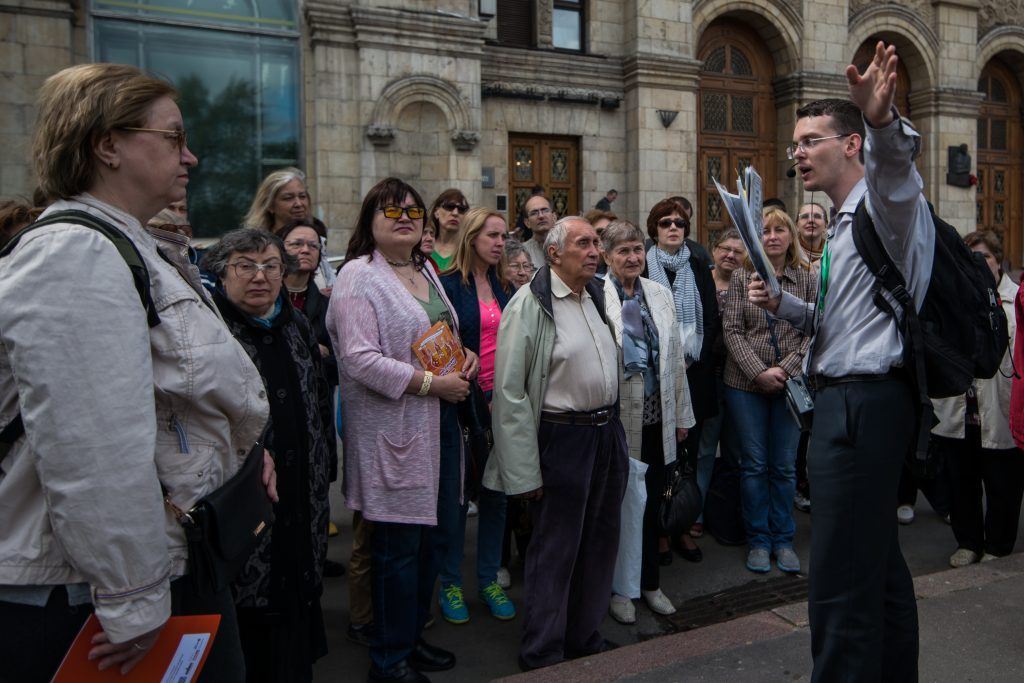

{"left": 765, "top": 310, "right": 783, "bottom": 365}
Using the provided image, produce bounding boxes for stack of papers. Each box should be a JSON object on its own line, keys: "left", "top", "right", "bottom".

{"left": 712, "top": 166, "right": 782, "bottom": 298}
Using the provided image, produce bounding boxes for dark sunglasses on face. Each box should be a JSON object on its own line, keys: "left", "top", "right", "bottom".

{"left": 657, "top": 217, "right": 689, "bottom": 230}
{"left": 378, "top": 205, "right": 425, "bottom": 220}
{"left": 441, "top": 201, "right": 469, "bottom": 214}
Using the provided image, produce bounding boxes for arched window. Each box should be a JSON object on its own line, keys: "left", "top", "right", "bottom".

{"left": 977, "top": 59, "right": 1023, "bottom": 266}
{"left": 91, "top": 0, "right": 301, "bottom": 235}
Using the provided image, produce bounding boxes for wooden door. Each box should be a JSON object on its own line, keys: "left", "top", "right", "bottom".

{"left": 697, "top": 21, "right": 776, "bottom": 247}
{"left": 508, "top": 134, "right": 580, "bottom": 230}
{"left": 977, "top": 59, "right": 1022, "bottom": 267}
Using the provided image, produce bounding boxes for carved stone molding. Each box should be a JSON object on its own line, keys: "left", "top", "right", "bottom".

{"left": 305, "top": 0, "right": 355, "bottom": 47}
{"left": 0, "top": 0, "right": 74, "bottom": 19}
{"left": 772, "top": 71, "right": 850, "bottom": 107}
{"left": 979, "top": 0, "right": 1024, "bottom": 38}
{"left": 623, "top": 53, "right": 702, "bottom": 93}
{"left": 534, "top": 0, "right": 553, "bottom": 50}
{"left": 481, "top": 46, "right": 623, "bottom": 93}
{"left": 365, "top": 124, "right": 396, "bottom": 147}
{"left": 850, "top": 0, "right": 935, "bottom": 35}
{"left": 481, "top": 81, "right": 622, "bottom": 108}
{"left": 451, "top": 130, "right": 481, "bottom": 151}
{"left": 906, "top": 87, "right": 984, "bottom": 118}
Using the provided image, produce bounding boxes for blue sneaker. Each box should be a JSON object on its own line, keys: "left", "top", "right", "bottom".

{"left": 439, "top": 584, "right": 469, "bottom": 624}
{"left": 746, "top": 547, "right": 771, "bottom": 573}
{"left": 479, "top": 581, "right": 516, "bottom": 620}
{"left": 775, "top": 547, "right": 801, "bottom": 573}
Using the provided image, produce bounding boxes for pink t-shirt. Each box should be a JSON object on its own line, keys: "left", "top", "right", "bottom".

{"left": 478, "top": 297, "right": 501, "bottom": 392}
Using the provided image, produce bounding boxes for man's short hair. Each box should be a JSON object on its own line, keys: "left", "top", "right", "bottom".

{"left": 796, "top": 98, "right": 867, "bottom": 163}
{"left": 543, "top": 216, "right": 590, "bottom": 264}
{"left": 764, "top": 197, "right": 787, "bottom": 213}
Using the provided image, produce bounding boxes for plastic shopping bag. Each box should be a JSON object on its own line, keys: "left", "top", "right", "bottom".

{"left": 611, "top": 458, "right": 648, "bottom": 599}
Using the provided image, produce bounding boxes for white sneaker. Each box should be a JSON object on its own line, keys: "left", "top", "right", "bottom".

{"left": 897, "top": 505, "right": 915, "bottom": 525}
{"left": 949, "top": 548, "right": 979, "bottom": 567}
{"left": 642, "top": 588, "right": 677, "bottom": 616}
{"left": 980, "top": 553, "right": 999, "bottom": 563}
{"left": 467, "top": 501, "right": 479, "bottom": 517}
{"left": 496, "top": 566, "right": 511, "bottom": 589}
{"left": 609, "top": 594, "right": 636, "bottom": 624}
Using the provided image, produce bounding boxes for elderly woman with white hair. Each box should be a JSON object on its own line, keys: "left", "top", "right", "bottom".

{"left": 600, "top": 220, "right": 695, "bottom": 624}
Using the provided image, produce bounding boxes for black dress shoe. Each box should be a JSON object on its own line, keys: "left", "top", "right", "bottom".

{"left": 367, "top": 661, "right": 429, "bottom": 682}
{"left": 323, "top": 559, "right": 346, "bottom": 577}
{"left": 659, "top": 549, "right": 673, "bottom": 566}
{"left": 567, "top": 638, "right": 620, "bottom": 659}
{"left": 409, "top": 639, "right": 455, "bottom": 672}
{"left": 675, "top": 535, "right": 703, "bottom": 563}
{"left": 347, "top": 622, "right": 372, "bottom": 647}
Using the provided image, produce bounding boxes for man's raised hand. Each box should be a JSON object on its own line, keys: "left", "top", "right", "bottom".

{"left": 846, "top": 41, "right": 897, "bottom": 128}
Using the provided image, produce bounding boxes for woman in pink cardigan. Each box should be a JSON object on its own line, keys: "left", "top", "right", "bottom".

{"left": 328, "top": 177, "right": 478, "bottom": 683}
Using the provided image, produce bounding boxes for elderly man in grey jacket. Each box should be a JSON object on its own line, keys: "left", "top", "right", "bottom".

{"left": 484, "top": 216, "right": 628, "bottom": 671}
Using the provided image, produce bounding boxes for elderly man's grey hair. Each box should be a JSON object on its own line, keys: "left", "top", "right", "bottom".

{"left": 542, "top": 216, "right": 592, "bottom": 264}
{"left": 601, "top": 219, "right": 645, "bottom": 253}
{"left": 201, "top": 227, "right": 298, "bottom": 279}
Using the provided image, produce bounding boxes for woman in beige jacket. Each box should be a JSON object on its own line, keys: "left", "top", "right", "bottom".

{"left": 600, "top": 220, "right": 695, "bottom": 623}
{"left": 932, "top": 231, "right": 1023, "bottom": 568}
{"left": 0, "top": 64, "right": 272, "bottom": 682}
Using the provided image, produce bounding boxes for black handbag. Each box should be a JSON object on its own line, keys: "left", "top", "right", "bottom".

{"left": 172, "top": 442, "right": 275, "bottom": 595}
{"left": 659, "top": 459, "right": 703, "bottom": 537}
{"left": 458, "top": 380, "right": 493, "bottom": 500}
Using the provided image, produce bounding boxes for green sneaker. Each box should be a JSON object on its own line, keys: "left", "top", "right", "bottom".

{"left": 479, "top": 581, "right": 516, "bottom": 620}
{"left": 439, "top": 584, "right": 469, "bottom": 624}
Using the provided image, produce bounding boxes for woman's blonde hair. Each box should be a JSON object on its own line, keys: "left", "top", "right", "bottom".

{"left": 745, "top": 207, "right": 808, "bottom": 271}
{"left": 445, "top": 206, "right": 510, "bottom": 290}
{"left": 33, "top": 63, "right": 176, "bottom": 200}
{"left": 243, "top": 166, "right": 308, "bottom": 231}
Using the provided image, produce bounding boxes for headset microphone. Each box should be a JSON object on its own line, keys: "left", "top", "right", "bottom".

{"left": 786, "top": 162, "right": 799, "bottom": 179}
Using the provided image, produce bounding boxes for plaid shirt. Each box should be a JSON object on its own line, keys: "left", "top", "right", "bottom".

{"left": 722, "top": 266, "right": 817, "bottom": 394}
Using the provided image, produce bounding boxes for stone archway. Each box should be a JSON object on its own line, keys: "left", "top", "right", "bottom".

{"left": 366, "top": 74, "right": 479, "bottom": 152}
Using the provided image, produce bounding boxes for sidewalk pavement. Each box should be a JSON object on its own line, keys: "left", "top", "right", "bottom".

{"left": 496, "top": 552, "right": 1024, "bottom": 683}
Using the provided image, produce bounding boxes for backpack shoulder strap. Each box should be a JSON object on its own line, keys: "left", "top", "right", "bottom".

{"left": 3, "top": 209, "right": 161, "bottom": 328}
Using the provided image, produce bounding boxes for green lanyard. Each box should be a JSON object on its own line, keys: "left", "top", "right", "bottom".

{"left": 816, "top": 239, "right": 832, "bottom": 314}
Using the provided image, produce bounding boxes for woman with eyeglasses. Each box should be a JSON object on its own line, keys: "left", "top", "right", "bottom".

{"left": 643, "top": 197, "right": 719, "bottom": 564}
{"left": 201, "top": 229, "right": 334, "bottom": 682}
{"left": 0, "top": 64, "right": 273, "bottom": 682}
{"left": 436, "top": 208, "right": 515, "bottom": 624}
{"left": 427, "top": 189, "right": 470, "bottom": 272}
{"left": 330, "top": 177, "right": 479, "bottom": 683}
{"left": 504, "top": 239, "right": 536, "bottom": 289}
{"left": 721, "top": 208, "right": 815, "bottom": 575}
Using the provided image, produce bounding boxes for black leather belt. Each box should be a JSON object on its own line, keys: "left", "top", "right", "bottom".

{"left": 541, "top": 406, "right": 615, "bottom": 427}
{"left": 808, "top": 370, "right": 901, "bottom": 391}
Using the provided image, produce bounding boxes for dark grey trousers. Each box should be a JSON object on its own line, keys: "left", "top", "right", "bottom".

{"left": 519, "top": 417, "right": 628, "bottom": 668}
{"left": 807, "top": 377, "right": 919, "bottom": 682}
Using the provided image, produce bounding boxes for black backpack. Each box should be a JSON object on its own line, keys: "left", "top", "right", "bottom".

{"left": 0, "top": 210, "right": 160, "bottom": 452}
{"left": 851, "top": 199, "right": 1008, "bottom": 462}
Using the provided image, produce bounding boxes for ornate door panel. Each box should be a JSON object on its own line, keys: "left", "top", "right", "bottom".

{"left": 508, "top": 134, "right": 579, "bottom": 230}
{"left": 977, "top": 59, "right": 1022, "bottom": 268}
{"left": 697, "top": 21, "right": 776, "bottom": 247}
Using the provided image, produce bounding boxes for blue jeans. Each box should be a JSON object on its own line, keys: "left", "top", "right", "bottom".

{"left": 723, "top": 385, "right": 800, "bottom": 551}
{"left": 440, "top": 486, "right": 507, "bottom": 588}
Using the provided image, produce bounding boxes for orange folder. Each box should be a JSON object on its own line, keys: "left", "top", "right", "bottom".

{"left": 52, "top": 613, "right": 220, "bottom": 682}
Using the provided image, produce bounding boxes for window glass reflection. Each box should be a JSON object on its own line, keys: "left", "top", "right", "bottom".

{"left": 552, "top": 8, "right": 581, "bottom": 51}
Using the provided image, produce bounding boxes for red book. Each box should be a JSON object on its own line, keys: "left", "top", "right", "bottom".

{"left": 52, "top": 613, "right": 220, "bottom": 682}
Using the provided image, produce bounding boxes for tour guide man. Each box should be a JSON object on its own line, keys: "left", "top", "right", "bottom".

{"left": 749, "top": 42, "right": 933, "bottom": 681}
{"left": 484, "top": 216, "right": 628, "bottom": 671}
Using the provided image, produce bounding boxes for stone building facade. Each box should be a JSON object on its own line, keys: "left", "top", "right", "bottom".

{"left": 3, "top": 1, "right": 1024, "bottom": 264}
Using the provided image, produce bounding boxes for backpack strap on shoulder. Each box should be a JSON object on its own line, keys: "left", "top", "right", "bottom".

{"left": 5, "top": 209, "right": 161, "bottom": 328}
{"left": 851, "top": 198, "right": 935, "bottom": 462}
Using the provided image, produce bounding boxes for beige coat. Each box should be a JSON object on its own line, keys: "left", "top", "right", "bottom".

{"left": 603, "top": 276, "right": 695, "bottom": 463}
{"left": 0, "top": 196, "right": 268, "bottom": 642}
{"left": 932, "top": 273, "right": 1018, "bottom": 450}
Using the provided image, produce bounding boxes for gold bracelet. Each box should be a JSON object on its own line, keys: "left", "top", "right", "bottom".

{"left": 417, "top": 371, "right": 433, "bottom": 396}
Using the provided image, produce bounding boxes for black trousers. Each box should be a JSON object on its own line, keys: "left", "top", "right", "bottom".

{"left": 807, "top": 378, "right": 919, "bottom": 683}
{"left": 639, "top": 423, "right": 667, "bottom": 592}
{"left": 0, "top": 577, "right": 245, "bottom": 683}
{"left": 935, "top": 427, "right": 1024, "bottom": 557}
{"left": 520, "top": 416, "right": 628, "bottom": 668}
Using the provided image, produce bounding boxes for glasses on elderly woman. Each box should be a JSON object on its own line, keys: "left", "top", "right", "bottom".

{"left": 228, "top": 259, "right": 283, "bottom": 280}
{"left": 509, "top": 263, "right": 535, "bottom": 273}
{"left": 121, "top": 127, "right": 187, "bottom": 152}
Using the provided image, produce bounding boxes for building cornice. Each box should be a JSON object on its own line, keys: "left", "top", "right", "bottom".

{"left": 622, "top": 53, "right": 702, "bottom": 92}
{"left": 481, "top": 45, "right": 623, "bottom": 99}
{"left": 907, "top": 87, "right": 984, "bottom": 118}
{"left": 773, "top": 71, "right": 850, "bottom": 106}
{"left": 0, "top": 0, "right": 74, "bottom": 19}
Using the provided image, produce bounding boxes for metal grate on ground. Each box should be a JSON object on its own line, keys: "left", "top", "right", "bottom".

{"left": 642, "top": 574, "right": 809, "bottom": 639}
